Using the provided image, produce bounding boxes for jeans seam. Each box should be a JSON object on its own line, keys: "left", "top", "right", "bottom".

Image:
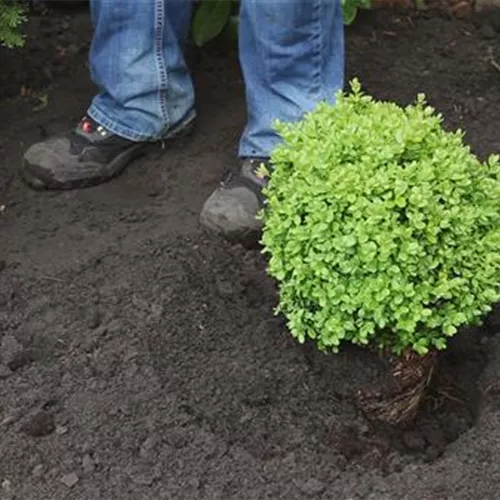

{"left": 154, "top": 0, "right": 170, "bottom": 130}
{"left": 311, "top": 0, "right": 322, "bottom": 100}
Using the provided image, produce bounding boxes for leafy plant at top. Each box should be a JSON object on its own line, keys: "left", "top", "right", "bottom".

{"left": 0, "top": 0, "right": 26, "bottom": 48}
{"left": 260, "top": 79, "right": 500, "bottom": 357}
{"left": 191, "top": 0, "right": 371, "bottom": 47}
{"left": 342, "top": 0, "right": 370, "bottom": 25}
{"left": 191, "top": 0, "right": 233, "bottom": 47}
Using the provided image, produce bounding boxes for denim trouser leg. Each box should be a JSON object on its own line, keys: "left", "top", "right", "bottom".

{"left": 87, "top": 0, "right": 195, "bottom": 142}
{"left": 238, "top": 0, "right": 345, "bottom": 158}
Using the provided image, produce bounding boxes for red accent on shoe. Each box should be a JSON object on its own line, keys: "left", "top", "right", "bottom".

{"left": 81, "top": 119, "right": 93, "bottom": 134}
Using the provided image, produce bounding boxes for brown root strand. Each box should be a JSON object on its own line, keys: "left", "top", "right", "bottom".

{"left": 356, "top": 349, "right": 437, "bottom": 426}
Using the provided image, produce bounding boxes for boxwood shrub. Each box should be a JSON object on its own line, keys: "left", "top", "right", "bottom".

{"left": 260, "top": 80, "right": 500, "bottom": 356}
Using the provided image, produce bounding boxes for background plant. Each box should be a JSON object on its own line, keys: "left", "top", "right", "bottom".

{"left": 191, "top": 0, "right": 370, "bottom": 47}
{"left": 0, "top": 0, "right": 370, "bottom": 49}
{"left": 0, "top": 0, "right": 26, "bottom": 48}
{"left": 259, "top": 80, "right": 500, "bottom": 357}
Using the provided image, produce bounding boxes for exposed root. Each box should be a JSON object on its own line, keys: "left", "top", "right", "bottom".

{"left": 356, "top": 349, "right": 437, "bottom": 426}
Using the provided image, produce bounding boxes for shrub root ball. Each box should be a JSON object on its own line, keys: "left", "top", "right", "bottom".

{"left": 356, "top": 349, "right": 438, "bottom": 425}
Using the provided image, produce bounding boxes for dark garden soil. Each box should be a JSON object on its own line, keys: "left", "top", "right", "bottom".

{"left": 2, "top": 4, "right": 500, "bottom": 499}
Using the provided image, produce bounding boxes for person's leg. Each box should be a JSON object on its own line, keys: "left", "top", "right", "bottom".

{"left": 200, "top": 0, "right": 345, "bottom": 243}
{"left": 22, "top": 0, "right": 195, "bottom": 190}
{"left": 238, "top": 0, "right": 345, "bottom": 157}
{"left": 88, "top": 0, "right": 195, "bottom": 142}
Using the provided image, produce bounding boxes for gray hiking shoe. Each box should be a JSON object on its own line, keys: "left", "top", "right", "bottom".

{"left": 22, "top": 112, "right": 195, "bottom": 190}
{"left": 199, "top": 157, "right": 270, "bottom": 245}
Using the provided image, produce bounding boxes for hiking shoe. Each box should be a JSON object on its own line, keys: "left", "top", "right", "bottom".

{"left": 199, "top": 157, "right": 270, "bottom": 245}
{"left": 22, "top": 112, "right": 195, "bottom": 190}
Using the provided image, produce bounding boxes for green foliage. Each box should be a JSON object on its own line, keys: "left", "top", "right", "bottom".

{"left": 0, "top": 0, "right": 26, "bottom": 48}
{"left": 260, "top": 80, "right": 500, "bottom": 356}
{"left": 342, "top": 0, "right": 370, "bottom": 25}
{"left": 191, "top": 0, "right": 232, "bottom": 47}
{"left": 191, "top": 0, "right": 370, "bottom": 47}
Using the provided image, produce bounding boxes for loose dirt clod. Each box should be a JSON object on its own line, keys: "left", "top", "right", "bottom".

{"left": 20, "top": 411, "right": 55, "bottom": 438}
{"left": 82, "top": 454, "right": 95, "bottom": 475}
{"left": 294, "top": 478, "right": 326, "bottom": 497}
{"left": 31, "top": 465, "right": 44, "bottom": 478}
{"left": 0, "top": 365, "right": 12, "bottom": 379}
{"left": 55, "top": 425, "right": 68, "bottom": 435}
{"left": 60, "top": 472, "right": 79, "bottom": 488}
{"left": 1, "top": 336, "right": 22, "bottom": 368}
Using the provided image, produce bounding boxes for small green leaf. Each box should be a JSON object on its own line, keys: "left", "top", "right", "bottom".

{"left": 191, "top": 0, "right": 232, "bottom": 47}
{"left": 342, "top": 1, "right": 358, "bottom": 25}
{"left": 0, "top": 1, "right": 26, "bottom": 48}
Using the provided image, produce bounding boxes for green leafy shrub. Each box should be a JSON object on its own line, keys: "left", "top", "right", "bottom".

{"left": 260, "top": 80, "right": 500, "bottom": 357}
{"left": 0, "top": 0, "right": 26, "bottom": 48}
{"left": 191, "top": 0, "right": 370, "bottom": 47}
{"left": 342, "top": 0, "right": 370, "bottom": 24}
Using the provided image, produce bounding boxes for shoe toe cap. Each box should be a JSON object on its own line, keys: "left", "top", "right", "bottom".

{"left": 24, "top": 137, "right": 68, "bottom": 169}
{"left": 22, "top": 137, "right": 75, "bottom": 188}
{"left": 200, "top": 187, "right": 263, "bottom": 240}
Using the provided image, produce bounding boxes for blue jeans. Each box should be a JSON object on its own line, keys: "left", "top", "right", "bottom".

{"left": 87, "top": 0, "right": 345, "bottom": 158}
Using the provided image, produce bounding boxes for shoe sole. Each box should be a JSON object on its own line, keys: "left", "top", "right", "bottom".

{"left": 22, "top": 112, "right": 196, "bottom": 190}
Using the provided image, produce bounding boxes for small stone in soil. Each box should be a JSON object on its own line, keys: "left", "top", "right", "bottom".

{"left": 1, "top": 335, "right": 23, "bottom": 368}
{"left": 294, "top": 478, "right": 326, "bottom": 497}
{"left": 0, "top": 364, "right": 13, "bottom": 379}
{"left": 56, "top": 425, "right": 68, "bottom": 435}
{"left": 127, "top": 464, "right": 156, "bottom": 486}
{"left": 81, "top": 441, "right": 92, "bottom": 454}
{"left": 1, "top": 413, "right": 18, "bottom": 426}
{"left": 60, "top": 472, "right": 79, "bottom": 488}
{"left": 32, "top": 464, "right": 44, "bottom": 477}
{"left": 21, "top": 410, "right": 55, "bottom": 437}
{"left": 1, "top": 479, "right": 13, "bottom": 500}
{"left": 88, "top": 309, "right": 101, "bottom": 330}
{"left": 82, "top": 454, "right": 95, "bottom": 475}
{"left": 139, "top": 436, "right": 159, "bottom": 458}
{"left": 7, "top": 351, "right": 33, "bottom": 371}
